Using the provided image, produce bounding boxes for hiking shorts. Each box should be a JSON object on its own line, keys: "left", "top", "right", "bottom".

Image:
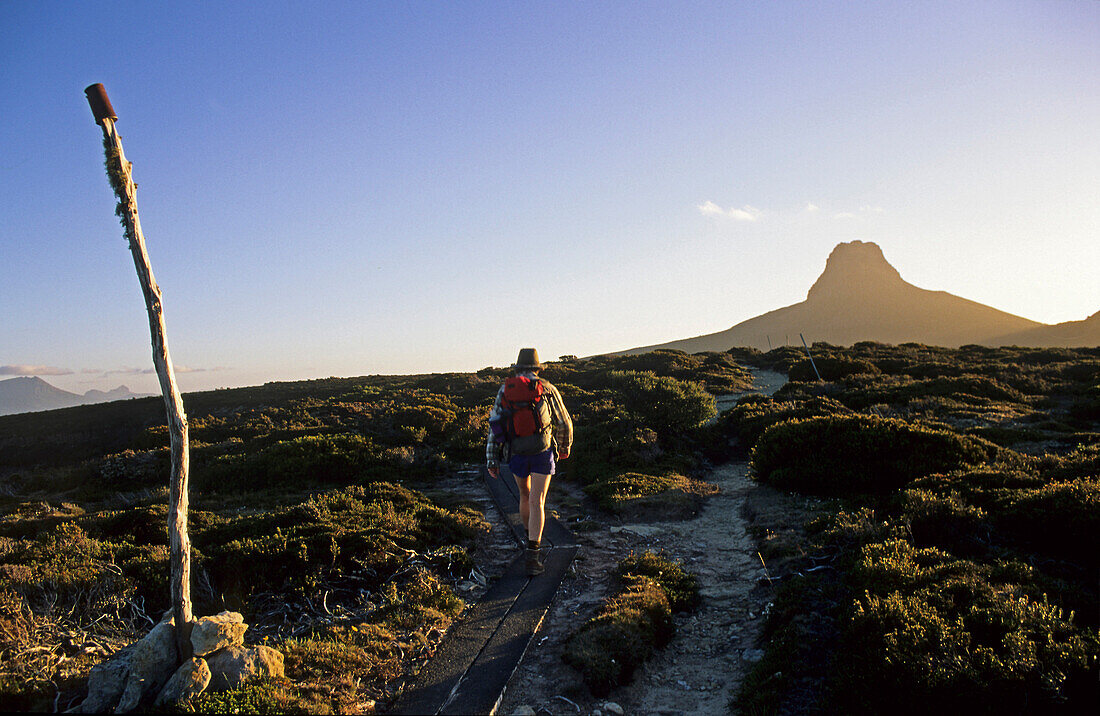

{"left": 508, "top": 448, "right": 556, "bottom": 479}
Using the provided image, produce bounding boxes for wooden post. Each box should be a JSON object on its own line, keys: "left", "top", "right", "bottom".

{"left": 800, "top": 332, "right": 823, "bottom": 382}
{"left": 85, "top": 84, "right": 193, "bottom": 660}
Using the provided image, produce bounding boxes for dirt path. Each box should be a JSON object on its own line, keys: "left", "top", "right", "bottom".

{"left": 495, "top": 368, "right": 791, "bottom": 716}
{"left": 609, "top": 461, "right": 772, "bottom": 714}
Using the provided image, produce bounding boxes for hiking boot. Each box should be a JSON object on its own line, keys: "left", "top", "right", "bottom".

{"left": 525, "top": 547, "right": 544, "bottom": 576}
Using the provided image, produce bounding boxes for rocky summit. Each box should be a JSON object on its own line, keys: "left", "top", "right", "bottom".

{"left": 619, "top": 240, "right": 1098, "bottom": 353}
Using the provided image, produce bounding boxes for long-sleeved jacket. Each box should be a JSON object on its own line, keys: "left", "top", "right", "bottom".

{"left": 485, "top": 372, "right": 572, "bottom": 468}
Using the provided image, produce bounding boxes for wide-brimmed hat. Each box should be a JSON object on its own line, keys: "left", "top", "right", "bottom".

{"left": 513, "top": 348, "right": 543, "bottom": 370}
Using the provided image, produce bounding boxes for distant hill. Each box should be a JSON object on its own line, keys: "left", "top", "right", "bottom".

{"left": 990, "top": 311, "right": 1100, "bottom": 348}
{"left": 0, "top": 376, "right": 150, "bottom": 417}
{"left": 617, "top": 241, "right": 1098, "bottom": 354}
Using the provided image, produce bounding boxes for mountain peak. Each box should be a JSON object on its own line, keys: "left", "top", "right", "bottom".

{"left": 806, "top": 240, "right": 904, "bottom": 301}
{"left": 11, "top": 376, "right": 50, "bottom": 385}
{"left": 0, "top": 377, "right": 152, "bottom": 416}
{"left": 613, "top": 238, "right": 1100, "bottom": 354}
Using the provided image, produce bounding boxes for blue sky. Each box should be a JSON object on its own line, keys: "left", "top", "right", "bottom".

{"left": 2, "top": 1, "right": 1098, "bottom": 394}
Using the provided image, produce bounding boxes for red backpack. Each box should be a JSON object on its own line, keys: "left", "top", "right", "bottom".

{"left": 491, "top": 376, "right": 553, "bottom": 455}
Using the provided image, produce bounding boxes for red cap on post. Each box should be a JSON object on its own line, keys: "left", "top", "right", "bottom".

{"left": 85, "top": 84, "right": 118, "bottom": 125}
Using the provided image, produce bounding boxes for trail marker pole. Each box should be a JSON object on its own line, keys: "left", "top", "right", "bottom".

{"left": 85, "top": 84, "right": 193, "bottom": 660}
{"left": 800, "top": 333, "right": 823, "bottom": 382}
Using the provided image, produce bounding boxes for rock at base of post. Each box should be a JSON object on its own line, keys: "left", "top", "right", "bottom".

{"left": 207, "top": 644, "right": 286, "bottom": 690}
{"left": 76, "top": 613, "right": 283, "bottom": 713}
{"left": 154, "top": 657, "right": 212, "bottom": 706}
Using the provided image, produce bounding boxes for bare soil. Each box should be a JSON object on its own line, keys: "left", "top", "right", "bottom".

{"left": 487, "top": 369, "right": 822, "bottom": 716}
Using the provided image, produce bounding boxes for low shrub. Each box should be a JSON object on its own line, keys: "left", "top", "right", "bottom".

{"left": 198, "top": 483, "right": 488, "bottom": 607}
{"left": 789, "top": 356, "right": 880, "bottom": 382}
{"left": 996, "top": 477, "right": 1100, "bottom": 568}
{"left": 78, "top": 504, "right": 170, "bottom": 544}
{"left": 735, "top": 569, "right": 847, "bottom": 715}
{"left": 908, "top": 468, "right": 1044, "bottom": 510}
{"left": 1069, "top": 384, "right": 1100, "bottom": 420}
{"left": 562, "top": 577, "right": 672, "bottom": 696}
{"left": 570, "top": 417, "right": 665, "bottom": 487}
{"left": 97, "top": 448, "right": 170, "bottom": 486}
{"left": 617, "top": 550, "right": 700, "bottom": 611}
{"left": 878, "top": 360, "right": 963, "bottom": 379}
{"left": 571, "top": 350, "right": 752, "bottom": 394}
{"left": 207, "top": 431, "right": 454, "bottom": 491}
{"left": 966, "top": 425, "right": 1048, "bottom": 447}
{"left": 808, "top": 507, "right": 905, "bottom": 556}
{"left": 609, "top": 370, "right": 717, "bottom": 435}
{"left": 583, "top": 471, "right": 717, "bottom": 519}
{"left": 733, "top": 345, "right": 1100, "bottom": 715}
{"left": 716, "top": 395, "right": 851, "bottom": 450}
{"left": 602, "top": 349, "right": 703, "bottom": 378}
{"left": 1040, "top": 443, "right": 1100, "bottom": 482}
{"left": 751, "top": 415, "right": 1008, "bottom": 496}
{"left": 277, "top": 625, "right": 403, "bottom": 713}
{"left": 1, "top": 521, "right": 133, "bottom": 609}
{"left": 563, "top": 550, "right": 697, "bottom": 695}
{"left": 372, "top": 568, "right": 464, "bottom": 631}
{"left": 179, "top": 679, "right": 300, "bottom": 714}
{"left": 0, "top": 588, "right": 61, "bottom": 712}
{"left": 833, "top": 540, "right": 1097, "bottom": 714}
{"left": 757, "top": 346, "right": 807, "bottom": 373}
{"left": 902, "top": 489, "right": 988, "bottom": 555}
{"left": 828, "top": 374, "right": 1031, "bottom": 414}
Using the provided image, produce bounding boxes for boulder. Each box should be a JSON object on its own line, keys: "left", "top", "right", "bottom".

{"left": 207, "top": 644, "right": 285, "bottom": 690}
{"left": 154, "top": 657, "right": 212, "bottom": 706}
{"left": 77, "top": 643, "right": 134, "bottom": 713}
{"left": 190, "top": 611, "right": 247, "bottom": 657}
{"left": 115, "top": 619, "right": 177, "bottom": 713}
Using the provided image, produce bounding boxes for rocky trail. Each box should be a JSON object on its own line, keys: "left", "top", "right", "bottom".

{"left": 481, "top": 368, "right": 804, "bottom": 716}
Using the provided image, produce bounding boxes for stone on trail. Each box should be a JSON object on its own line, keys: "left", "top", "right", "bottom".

{"left": 207, "top": 644, "right": 285, "bottom": 690}
{"left": 603, "top": 702, "right": 624, "bottom": 715}
{"left": 609, "top": 524, "right": 665, "bottom": 537}
{"left": 190, "top": 610, "right": 247, "bottom": 656}
{"left": 742, "top": 648, "right": 765, "bottom": 663}
{"left": 115, "top": 619, "right": 178, "bottom": 712}
{"left": 511, "top": 706, "right": 536, "bottom": 716}
{"left": 154, "top": 657, "right": 212, "bottom": 706}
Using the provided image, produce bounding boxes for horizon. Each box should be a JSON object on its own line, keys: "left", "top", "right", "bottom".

{"left": 2, "top": 1, "right": 1098, "bottom": 395}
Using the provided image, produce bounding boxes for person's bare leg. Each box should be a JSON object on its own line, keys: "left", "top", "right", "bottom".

{"left": 514, "top": 474, "right": 531, "bottom": 536}
{"left": 527, "top": 472, "right": 551, "bottom": 544}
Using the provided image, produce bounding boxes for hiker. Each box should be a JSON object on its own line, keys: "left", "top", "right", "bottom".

{"left": 486, "top": 348, "right": 573, "bottom": 575}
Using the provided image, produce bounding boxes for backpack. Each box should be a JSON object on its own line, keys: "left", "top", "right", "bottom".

{"left": 490, "top": 376, "right": 553, "bottom": 455}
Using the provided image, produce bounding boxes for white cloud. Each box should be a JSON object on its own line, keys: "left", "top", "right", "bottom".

{"left": 103, "top": 365, "right": 223, "bottom": 375}
{"left": 698, "top": 201, "right": 763, "bottom": 222}
{"left": 699, "top": 201, "right": 882, "bottom": 223}
{"left": 698, "top": 200, "right": 726, "bottom": 216}
{"left": 833, "top": 205, "right": 885, "bottom": 220}
{"left": 105, "top": 367, "right": 148, "bottom": 376}
{"left": 0, "top": 364, "right": 73, "bottom": 376}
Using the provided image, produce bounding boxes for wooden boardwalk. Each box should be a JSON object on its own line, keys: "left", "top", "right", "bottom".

{"left": 389, "top": 468, "right": 577, "bottom": 715}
